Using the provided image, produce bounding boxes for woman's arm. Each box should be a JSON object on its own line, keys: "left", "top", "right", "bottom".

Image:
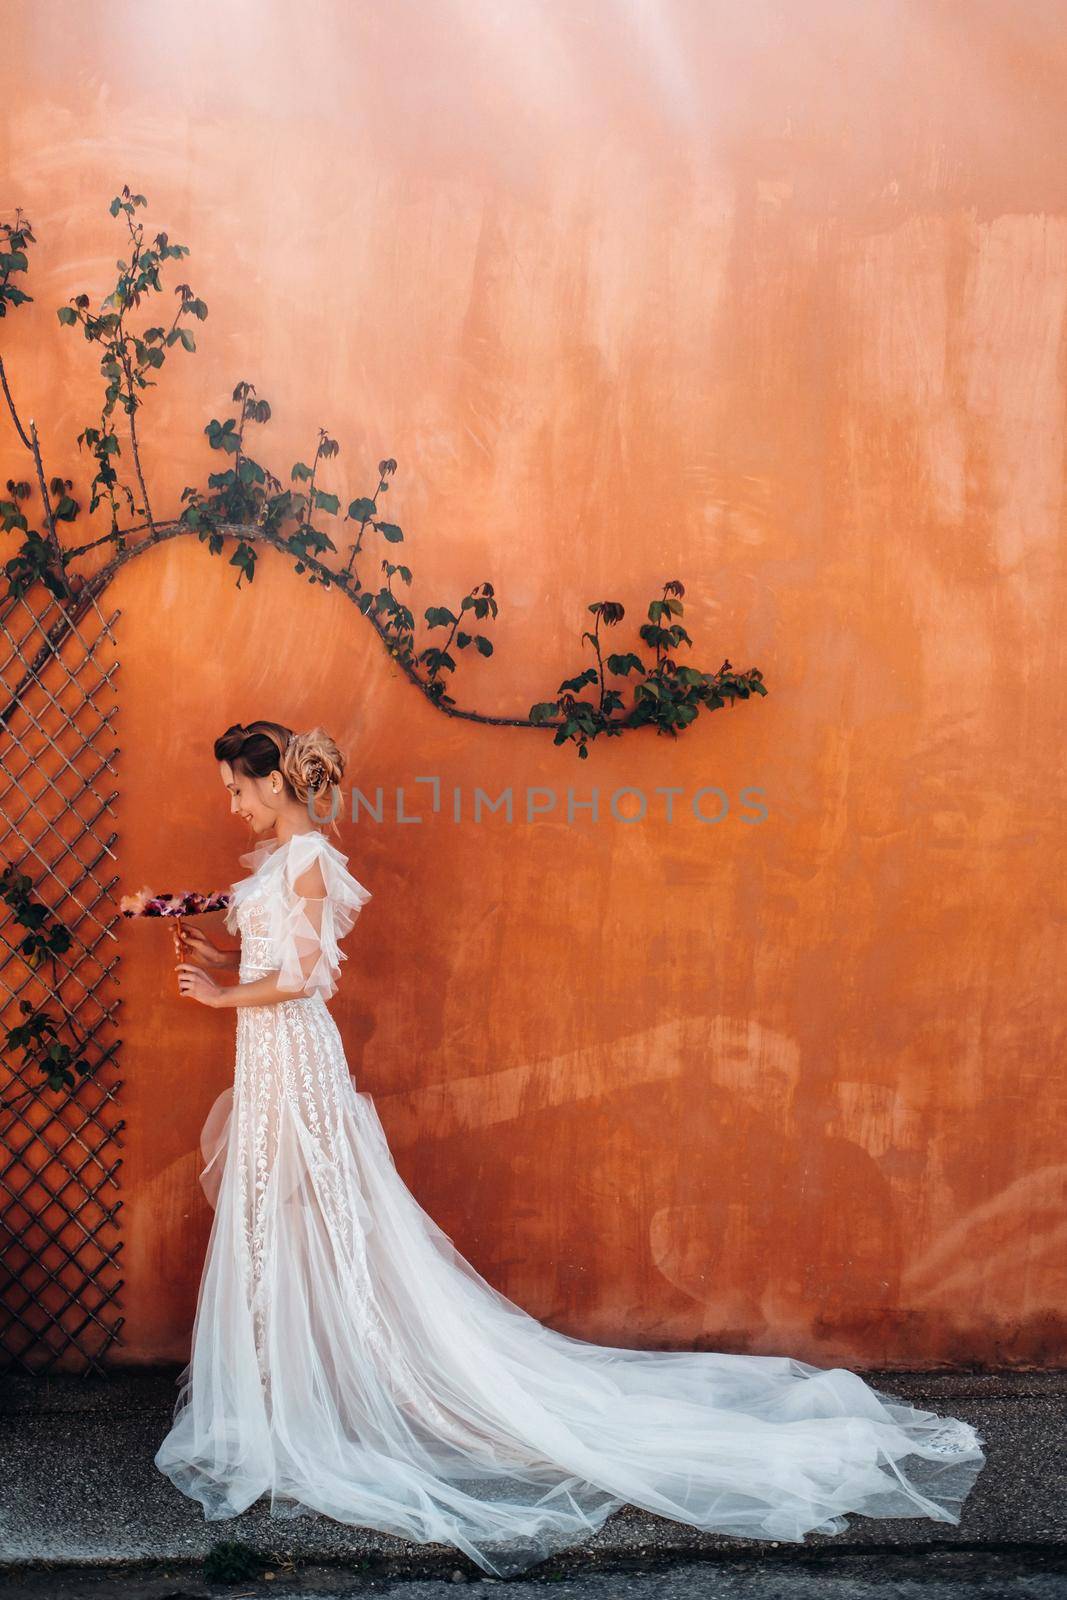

{"left": 176, "top": 924, "right": 241, "bottom": 964}
{"left": 176, "top": 960, "right": 324, "bottom": 1009}
{"left": 213, "top": 965, "right": 322, "bottom": 1008}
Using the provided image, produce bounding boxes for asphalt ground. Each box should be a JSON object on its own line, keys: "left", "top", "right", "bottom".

{"left": 1, "top": 1368, "right": 1064, "bottom": 1596}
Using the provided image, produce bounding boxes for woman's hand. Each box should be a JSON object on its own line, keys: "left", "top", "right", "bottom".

{"left": 173, "top": 925, "right": 230, "bottom": 968}
{"left": 175, "top": 962, "right": 228, "bottom": 1008}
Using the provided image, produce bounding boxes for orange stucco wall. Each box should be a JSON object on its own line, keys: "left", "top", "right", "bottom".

{"left": 3, "top": 0, "right": 1065, "bottom": 1370}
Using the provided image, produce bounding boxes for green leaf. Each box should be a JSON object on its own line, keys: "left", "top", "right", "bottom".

{"left": 56, "top": 306, "right": 77, "bottom": 325}
{"left": 424, "top": 606, "right": 457, "bottom": 629}
{"left": 606, "top": 651, "right": 645, "bottom": 677}
{"left": 559, "top": 668, "right": 598, "bottom": 693}
{"left": 376, "top": 521, "right": 403, "bottom": 542}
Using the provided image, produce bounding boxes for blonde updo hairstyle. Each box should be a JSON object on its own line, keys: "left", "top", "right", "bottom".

{"left": 214, "top": 720, "right": 344, "bottom": 837}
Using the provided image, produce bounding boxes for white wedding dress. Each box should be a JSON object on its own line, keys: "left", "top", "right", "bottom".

{"left": 154, "top": 829, "right": 987, "bottom": 1577}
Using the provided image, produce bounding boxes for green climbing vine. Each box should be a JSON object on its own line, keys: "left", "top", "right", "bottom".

{"left": 0, "top": 185, "right": 767, "bottom": 760}
{"left": 0, "top": 863, "right": 94, "bottom": 1105}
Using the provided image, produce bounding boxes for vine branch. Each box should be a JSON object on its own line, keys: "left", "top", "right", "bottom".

{"left": 0, "top": 187, "right": 768, "bottom": 762}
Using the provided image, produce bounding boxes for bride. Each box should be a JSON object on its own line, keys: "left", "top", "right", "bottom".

{"left": 157, "top": 718, "right": 987, "bottom": 1577}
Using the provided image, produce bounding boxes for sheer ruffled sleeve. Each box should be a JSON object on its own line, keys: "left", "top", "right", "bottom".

{"left": 266, "top": 831, "right": 372, "bottom": 1002}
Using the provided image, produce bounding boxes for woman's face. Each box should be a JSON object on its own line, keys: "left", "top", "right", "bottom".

{"left": 219, "top": 760, "right": 280, "bottom": 833}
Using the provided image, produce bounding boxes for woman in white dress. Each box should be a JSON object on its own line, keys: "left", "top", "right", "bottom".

{"left": 157, "top": 719, "right": 987, "bottom": 1577}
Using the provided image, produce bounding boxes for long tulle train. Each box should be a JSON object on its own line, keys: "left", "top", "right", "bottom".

{"left": 155, "top": 1059, "right": 986, "bottom": 1578}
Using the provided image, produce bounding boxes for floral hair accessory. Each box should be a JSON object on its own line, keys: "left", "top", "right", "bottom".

{"left": 302, "top": 754, "right": 329, "bottom": 791}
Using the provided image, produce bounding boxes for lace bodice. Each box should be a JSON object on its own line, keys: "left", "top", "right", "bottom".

{"left": 234, "top": 891, "right": 298, "bottom": 991}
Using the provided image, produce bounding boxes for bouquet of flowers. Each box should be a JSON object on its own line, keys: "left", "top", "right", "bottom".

{"left": 120, "top": 886, "right": 232, "bottom": 959}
